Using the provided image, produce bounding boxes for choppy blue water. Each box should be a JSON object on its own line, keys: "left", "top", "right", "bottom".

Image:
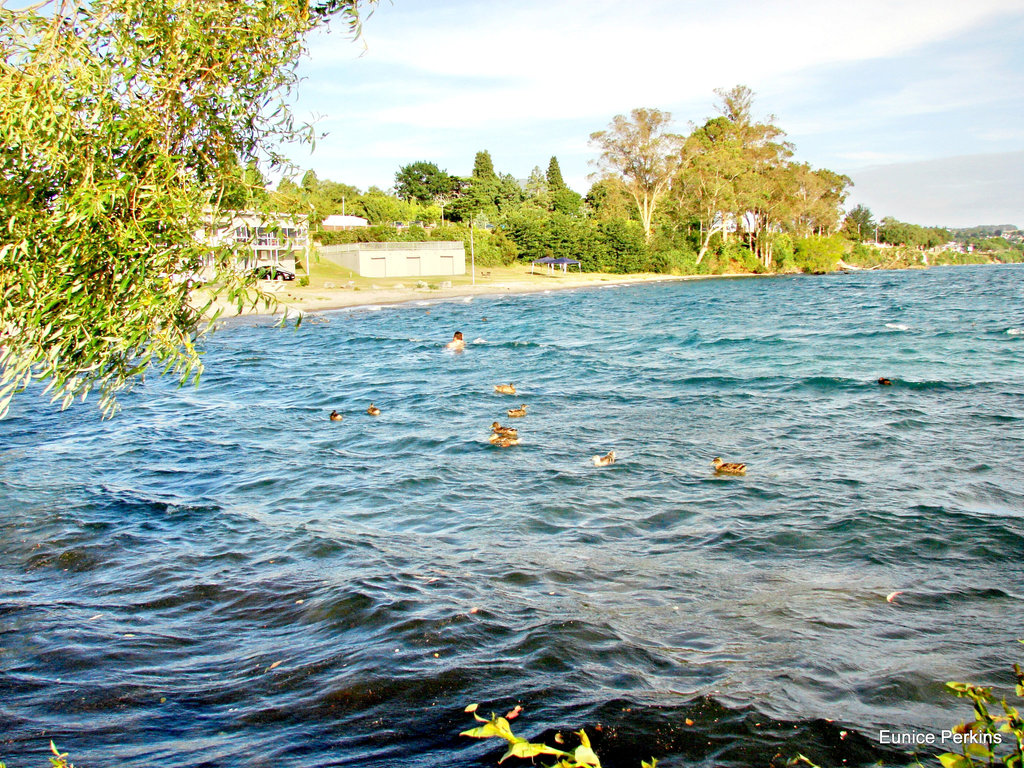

{"left": 2, "top": 265, "right": 1023, "bottom": 767}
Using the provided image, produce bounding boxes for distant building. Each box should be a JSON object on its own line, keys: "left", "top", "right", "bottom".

{"left": 321, "top": 214, "right": 369, "bottom": 231}
{"left": 319, "top": 241, "right": 466, "bottom": 278}
{"left": 197, "top": 210, "right": 309, "bottom": 275}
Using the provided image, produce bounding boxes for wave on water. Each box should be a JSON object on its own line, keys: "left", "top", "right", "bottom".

{"left": 3, "top": 266, "right": 1024, "bottom": 768}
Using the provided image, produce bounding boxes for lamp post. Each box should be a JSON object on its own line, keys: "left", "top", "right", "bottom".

{"left": 470, "top": 219, "right": 476, "bottom": 285}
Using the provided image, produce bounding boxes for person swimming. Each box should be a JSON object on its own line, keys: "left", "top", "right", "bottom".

{"left": 446, "top": 331, "right": 465, "bottom": 351}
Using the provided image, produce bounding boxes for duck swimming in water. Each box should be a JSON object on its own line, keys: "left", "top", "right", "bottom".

{"left": 712, "top": 457, "right": 746, "bottom": 475}
{"left": 491, "top": 422, "right": 518, "bottom": 438}
{"left": 329, "top": 410, "right": 343, "bottom": 421}
{"left": 877, "top": 377, "right": 893, "bottom": 386}
{"left": 367, "top": 403, "right": 381, "bottom": 416}
{"left": 494, "top": 383, "right": 516, "bottom": 395}
{"left": 489, "top": 433, "right": 521, "bottom": 447}
{"left": 592, "top": 451, "right": 616, "bottom": 467}
{"left": 507, "top": 404, "right": 527, "bottom": 418}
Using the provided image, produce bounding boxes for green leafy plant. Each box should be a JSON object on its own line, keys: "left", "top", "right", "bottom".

{"left": 936, "top": 659, "right": 1024, "bottom": 768}
{"left": 0, "top": 0, "right": 367, "bottom": 418}
{"left": 461, "top": 703, "right": 656, "bottom": 768}
{"left": 0, "top": 741, "right": 75, "bottom": 768}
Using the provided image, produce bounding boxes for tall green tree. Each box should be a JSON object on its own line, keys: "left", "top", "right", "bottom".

{"left": 0, "top": 0, "right": 367, "bottom": 418}
{"left": 394, "top": 161, "right": 452, "bottom": 204}
{"left": 674, "top": 116, "right": 744, "bottom": 265}
{"left": 546, "top": 156, "right": 566, "bottom": 190}
{"left": 842, "top": 204, "right": 876, "bottom": 241}
{"left": 714, "top": 86, "right": 794, "bottom": 268}
{"left": 472, "top": 150, "right": 497, "bottom": 182}
{"left": 590, "top": 108, "right": 683, "bottom": 241}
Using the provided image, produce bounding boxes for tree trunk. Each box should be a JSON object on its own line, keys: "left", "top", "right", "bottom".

{"left": 695, "top": 221, "right": 723, "bottom": 266}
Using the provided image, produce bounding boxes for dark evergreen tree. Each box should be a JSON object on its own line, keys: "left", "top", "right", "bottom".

{"left": 546, "top": 156, "right": 566, "bottom": 190}
{"left": 472, "top": 150, "right": 497, "bottom": 181}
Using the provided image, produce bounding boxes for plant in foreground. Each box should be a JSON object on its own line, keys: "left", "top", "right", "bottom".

{"left": 0, "top": 741, "right": 74, "bottom": 768}
{"left": 789, "top": 653, "right": 1023, "bottom": 768}
{"left": 935, "top": 659, "right": 1024, "bottom": 768}
{"left": 461, "top": 703, "right": 656, "bottom": 767}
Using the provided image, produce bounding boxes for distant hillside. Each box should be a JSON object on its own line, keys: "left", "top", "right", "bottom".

{"left": 951, "top": 225, "right": 1020, "bottom": 238}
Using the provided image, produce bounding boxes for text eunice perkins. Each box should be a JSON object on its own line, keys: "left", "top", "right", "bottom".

{"left": 879, "top": 730, "right": 1003, "bottom": 746}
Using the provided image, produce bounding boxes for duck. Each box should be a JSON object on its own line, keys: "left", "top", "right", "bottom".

{"left": 491, "top": 422, "right": 519, "bottom": 438}
{"left": 494, "top": 383, "right": 516, "bottom": 395}
{"left": 367, "top": 403, "right": 381, "bottom": 416}
{"left": 712, "top": 457, "right": 746, "bottom": 475}
{"left": 507, "top": 404, "right": 527, "bottom": 418}
{"left": 592, "top": 451, "right": 616, "bottom": 467}
{"left": 877, "top": 377, "right": 893, "bottom": 386}
{"left": 489, "top": 433, "right": 521, "bottom": 447}
{"left": 329, "top": 410, "right": 343, "bottom": 421}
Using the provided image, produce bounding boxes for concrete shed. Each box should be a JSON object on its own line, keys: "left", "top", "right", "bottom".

{"left": 318, "top": 241, "right": 466, "bottom": 278}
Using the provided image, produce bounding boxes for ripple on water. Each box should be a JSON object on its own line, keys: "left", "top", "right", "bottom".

{"left": 2, "top": 265, "right": 1024, "bottom": 766}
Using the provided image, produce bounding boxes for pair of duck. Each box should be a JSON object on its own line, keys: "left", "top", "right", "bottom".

{"left": 329, "top": 403, "right": 380, "bottom": 421}
{"left": 494, "top": 384, "right": 527, "bottom": 419}
{"left": 593, "top": 454, "right": 745, "bottom": 473}
{"left": 489, "top": 421, "right": 520, "bottom": 447}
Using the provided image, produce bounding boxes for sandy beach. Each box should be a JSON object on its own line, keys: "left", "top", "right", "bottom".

{"left": 198, "top": 264, "right": 724, "bottom": 319}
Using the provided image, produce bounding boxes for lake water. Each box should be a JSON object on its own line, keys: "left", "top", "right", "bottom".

{"left": 2, "top": 265, "right": 1023, "bottom": 767}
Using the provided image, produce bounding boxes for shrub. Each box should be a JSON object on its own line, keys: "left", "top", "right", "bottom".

{"left": 793, "top": 235, "right": 846, "bottom": 273}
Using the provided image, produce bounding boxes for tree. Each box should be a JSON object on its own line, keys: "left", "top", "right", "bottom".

{"left": 394, "top": 161, "right": 452, "bottom": 204}
{"left": 546, "top": 156, "right": 566, "bottom": 190}
{"left": 675, "top": 116, "right": 744, "bottom": 265}
{"left": 590, "top": 108, "right": 683, "bottom": 241}
{"left": 219, "top": 158, "right": 270, "bottom": 211}
{"left": 472, "top": 150, "right": 497, "bottom": 182}
{"left": 0, "top": 0, "right": 367, "bottom": 418}
{"left": 789, "top": 166, "right": 850, "bottom": 237}
{"left": 842, "top": 205, "right": 876, "bottom": 241}
{"left": 713, "top": 86, "right": 793, "bottom": 268}
{"left": 523, "top": 166, "right": 549, "bottom": 206}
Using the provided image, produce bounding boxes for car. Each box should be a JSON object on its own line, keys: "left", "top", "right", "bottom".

{"left": 251, "top": 265, "right": 295, "bottom": 281}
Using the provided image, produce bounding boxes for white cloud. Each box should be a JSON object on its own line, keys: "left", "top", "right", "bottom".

{"left": 291, "top": 0, "right": 1024, "bottom": 198}
{"left": 846, "top": 151, "right": 1024, "bottom": 227}
{"left": 306, "top": 0, "right": 1023, "bottom": 131}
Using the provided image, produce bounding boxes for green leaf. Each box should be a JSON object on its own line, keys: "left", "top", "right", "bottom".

{"left": 498, "top": 740, "right": 567, "bottom": 763}
{"left": 937, "top": 753, "right": 972, "bottom": 768}
{"left": 460, "top": 716, "right": 515, "bottom": 742}
{"left": 965, "top": 743, "right": 993, "bottom": 758}
{"left": 572, "top": 743, "right": 602, "bottom": 766}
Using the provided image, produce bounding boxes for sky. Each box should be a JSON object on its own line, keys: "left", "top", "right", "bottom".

{"left": 290, "top": 0, "right": 1024, "bottom": 228}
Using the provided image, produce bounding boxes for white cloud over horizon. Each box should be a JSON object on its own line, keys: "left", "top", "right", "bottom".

{"left": 288, "top": 0, "right": 1024, "bottom": 226}
{"left": 846, "top": 151, "right": 1024, "bottom": 229}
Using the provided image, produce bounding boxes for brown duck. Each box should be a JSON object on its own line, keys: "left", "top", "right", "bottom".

{"left": 712, "top": 457, "right": 746, "bottom": 475}
{"left": 491, "top": 422, "right": 518, "bottom": 438}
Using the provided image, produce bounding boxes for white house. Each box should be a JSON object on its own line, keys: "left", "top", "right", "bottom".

{"left": 321, "top": 214, "right": 369, "bottom": 231}
{"left": 197, "top": 210, "right": 309, "bottom": 275}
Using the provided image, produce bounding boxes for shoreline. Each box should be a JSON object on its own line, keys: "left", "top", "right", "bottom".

{"left": 198, "top": 269, "right": 739, "bottom": 319}
{"left": 197, "top": 259, "right": 1013, "bottom": 321}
